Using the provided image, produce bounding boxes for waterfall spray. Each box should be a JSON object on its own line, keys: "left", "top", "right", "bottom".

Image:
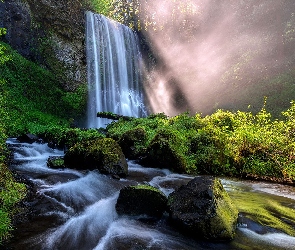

{"left": 86, "top": 11, "right": 146, "bottom": 128}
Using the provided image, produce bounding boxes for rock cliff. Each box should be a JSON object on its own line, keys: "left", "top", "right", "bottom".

{"left": 0, "top": 0, "right": 90, "bottom": 90}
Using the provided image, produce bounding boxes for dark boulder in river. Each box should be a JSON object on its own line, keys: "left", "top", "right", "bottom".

{"left": 64, "top": 138, "right": 128, "bottom": 177}
{"left": 17, "top": 133, "right": 39, "bottom": 143}
{"left": 168, "top": 176, "right": 238, "bottom": 241}
{"left": 116, "top": 184, "right": 168, "bottom": 219}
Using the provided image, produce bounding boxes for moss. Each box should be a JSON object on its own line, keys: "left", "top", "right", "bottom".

{"left": 116, "top": 184, "right": 167, "bottom": 218}
{"left": 42, "top": 127, "right": 105, "bottom": 149}
{"left": 132, "top": 184, "right": 162, "bottom": 193}
{"left": 0, "top": 164, "right": 26, "bottom": 242}
{"left": 64, "top": 138, "right": 128, "bottom": 176}
{"left": 47, "top": 156, "right": 64, "bottom": 169}
{"left": 228, "top": 186, "right": 295, "bottom": 236}
{"left": 144, "top": 128, "right": 191, "bottom": 173}
{"left": 52, "top": 158, "right": 64, "bottom": 166}
{"left": 208, "top": 179, "right": 239, "bottom": 239}
{"left": 194, "top": 178, "right": 238, "bottom": 240}
{"left": 167, "top": 176, "right": 238, "bottom": 240}
{"left": 118, "top": 127, "right": 147, "bottom": 159}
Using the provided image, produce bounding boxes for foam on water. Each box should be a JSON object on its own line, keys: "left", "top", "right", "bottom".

{"left": 94, "top": 218, "right": 198, "bottom": 250}
{"left": 149, "top": 173, "right": 193, "bottom": 196}
{"left": 44, "top": 194, "right": 119, "bottom": 250}
{"left": 239, "top": 228, "right": 295, "bottom": 249}
{"left": 40, "top": 172, "right": 122, "bottom": 210}
{"left": 128, "top": 160, "right": 172, "bottom": 176}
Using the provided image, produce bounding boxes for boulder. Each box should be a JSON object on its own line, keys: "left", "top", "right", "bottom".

{"left": 17, "top": 133, "right": 39, "bottom": 143}
{"left": 116, "top": 185, "right": 168, "bottom": 219}
{"left": 168, "top": 176, "right": 238, "bottom": 241}
{"left": 141, "top": 129, "right": 187, "bottom": 173}
{"left": 47, "top": 156, "right": 65, "bottom": 169}
{"left": 64, "top": 138, "right": 128, "bottom": 177}
{"left": 118, "top": 127, "right": 146, "bottom": 159}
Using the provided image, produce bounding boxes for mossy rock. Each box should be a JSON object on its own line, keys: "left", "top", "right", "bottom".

{"left": 118, "top": 127, "right": 147, "bottom": 159}
{"left": 168, "top": 176, "right": 238, "bottom": 241}
{"left": 116, "top": 184, "right": 168, "bottom": 219}
{"left": 47, "top": 156, "right": 65, "bottom": 169}
{"left": 64, "top": 138, "right": 128, "bottom": 177}
{"left": 17, "top": 133, "right": 39, "bottom": 143}
{"left": 142, "top": 129, "right": 187, "bottom": 173}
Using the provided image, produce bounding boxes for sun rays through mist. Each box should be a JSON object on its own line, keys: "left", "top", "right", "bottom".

{"left": 139, "top": 0, "right": 295, "bottom": 116}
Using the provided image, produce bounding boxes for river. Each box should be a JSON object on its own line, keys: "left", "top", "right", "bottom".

{"left": 6, "top": 138, "right": 295, "bottom": 249}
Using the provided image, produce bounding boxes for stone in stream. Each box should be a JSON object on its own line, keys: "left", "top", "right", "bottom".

{"left": 117, "top": 127, "right": 147, "bottom": 159}
{"left": 47, "top": 156, "right": 65, "bottom": 169}
{"left": 64, "top": 138, "right": 128, "bottom": 177}
{"left": 167, "top": 176, "right": 238, "bottom": 241}
{"left": 116, "top": 185, "right": 168, "bottom": 219}
{"left": 17, "top": 133, "right": 39, "bottom": 143}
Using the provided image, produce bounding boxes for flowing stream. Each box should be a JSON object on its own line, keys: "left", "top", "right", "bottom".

{"left": 6, "top": 139, "right": 295, "bottom": 250}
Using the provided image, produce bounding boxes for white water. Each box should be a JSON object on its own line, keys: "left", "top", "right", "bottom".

{"left": 7, "top": 139, "right": 295, "bottom": 250}
{"left": 86, "top": 11, "right": 146, "bottom": 128}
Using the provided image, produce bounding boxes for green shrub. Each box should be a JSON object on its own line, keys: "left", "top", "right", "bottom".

{"left": 42, "top": 126, "right": 105, "bottom": 149}
{"left": 105, "top": 103, "right": 295, "bottom": 181}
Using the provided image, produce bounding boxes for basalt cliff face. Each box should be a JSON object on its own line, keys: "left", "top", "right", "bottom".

{"left": 0, "top": 0, "right": 90, "bottom": 90}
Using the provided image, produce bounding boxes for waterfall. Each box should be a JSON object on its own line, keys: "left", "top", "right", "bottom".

{"left": 86, "top": 11, "right": 146, "bottom": 128}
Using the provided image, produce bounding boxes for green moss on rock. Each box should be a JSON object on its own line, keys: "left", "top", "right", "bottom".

{"left": 47, "top": 156, "right": 64, "bottom": 169}
{"left": 168, "top": 176, "right": 238, "bottom": 241}
{"left": 118, "top": 127, "right": 147, "bottom": 159}
{"left": 228, "top": 187, "right": 295, "bottom": 236}
{"left": 116, "top": 184, "right": 168, "bottom": 219}
{"left": 143, "top": 128, "right": 189, "bottom": 173}
{"left": 64, "top": 138, "right": 128, "bottom": 176}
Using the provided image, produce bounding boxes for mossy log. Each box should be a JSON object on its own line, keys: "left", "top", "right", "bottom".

{"left": 97, "top": 112, "right": 134, "bottom": 121}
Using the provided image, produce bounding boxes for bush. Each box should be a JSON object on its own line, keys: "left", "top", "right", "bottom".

{"left": 42, "top": 126, "right": 105, "bottom": 149}
{"left": 105, "top": 103, "right": 295, "bottom": 182}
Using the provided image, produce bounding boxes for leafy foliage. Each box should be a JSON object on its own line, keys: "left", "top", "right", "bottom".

{"left": 41, "top": 126, "right": 105, "bottom": 149}
{"left": 0, "top": 30, "right": 26, "bottom": 243}
{"left": 106, "top": 105, "right": 295, "bottom": 182}
{"left": 89, "top": 0, "right": 113, "bottom": 17}
{"left": 89, "top": 0, "right": 141, "bottom": 30}
{"left": 0, "top": 42, "right": 87, "bottom": 136}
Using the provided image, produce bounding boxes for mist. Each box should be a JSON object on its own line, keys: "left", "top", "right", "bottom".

{"left": 138, "top": 0, "right": 295, "bottom": 116}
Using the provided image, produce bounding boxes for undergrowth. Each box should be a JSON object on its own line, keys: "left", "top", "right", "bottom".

{"left": 0, "top": 42, "right": 87, "bottom": 136}
{"left": 106, "top": 103, "right": 295, "bottom": 181}
{"left": 0, "top": 36, "right": 26, "bottom": 243}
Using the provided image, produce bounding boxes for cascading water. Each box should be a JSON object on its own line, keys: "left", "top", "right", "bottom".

{"left": 86, "top": 11, "right": 146, "bottom": 128}
{"left": 6, "top": 139, "right": 295, "bottom": 249}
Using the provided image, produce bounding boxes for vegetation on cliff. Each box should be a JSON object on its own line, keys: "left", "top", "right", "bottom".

{"left": 0, "top": 0, "right": 294, "bottom": 244}
{"left": 0, "top": 29, "right": 26, "bottom": 243}
{"left": 0, "top": 42, "right": 87, "bottom": 136}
